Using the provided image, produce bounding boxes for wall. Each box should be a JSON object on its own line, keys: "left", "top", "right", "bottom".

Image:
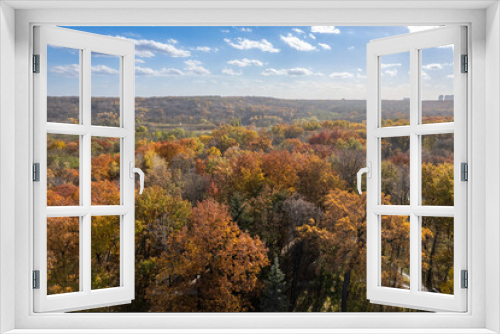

{"left": 486, "top": 2, "right": 500, "bottom": 333}
{"left": 0, "top": 2, "right": 16, "bottom": 333}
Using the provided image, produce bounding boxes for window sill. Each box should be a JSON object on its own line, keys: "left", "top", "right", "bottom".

{"left": 4, "top": 329, "right": 497, "bottom": 334}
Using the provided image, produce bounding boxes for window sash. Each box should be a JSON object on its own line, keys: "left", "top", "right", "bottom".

{"left": 32, "top": 25, "right": 136, "bottom": 313}
{"left": 366, "top": 26, "right": 467, "bottom": 312}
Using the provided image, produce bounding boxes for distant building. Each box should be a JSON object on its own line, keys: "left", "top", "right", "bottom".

{"left": 438, "top": 95, "right": 444, "bottom": 101}
{"left": 403, "top": 97, "right": 410, "bottom": 101}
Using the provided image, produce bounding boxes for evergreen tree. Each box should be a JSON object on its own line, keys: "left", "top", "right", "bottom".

{"left": 260, "top": 257, "right": 287, "bottom": 312}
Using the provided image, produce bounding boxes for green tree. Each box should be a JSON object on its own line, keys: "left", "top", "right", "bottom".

{"left": 260, "top": 257, "right": 287, "bottom": 312}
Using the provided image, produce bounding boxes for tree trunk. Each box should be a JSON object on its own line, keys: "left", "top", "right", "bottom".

{"left": 341, "top": 269, "right": 351, "bottom": 312}
{"left": 426, "top": 230, "right": 440, "bottom": 290}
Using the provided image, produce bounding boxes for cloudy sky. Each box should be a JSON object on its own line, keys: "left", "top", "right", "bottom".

{"left": 47, "top": 26, "right": 454, "bottom": 100}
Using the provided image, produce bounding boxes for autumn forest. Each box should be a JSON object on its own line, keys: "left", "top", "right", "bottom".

{"left": 46, "top": 96, "right": 454, "bottom": 312}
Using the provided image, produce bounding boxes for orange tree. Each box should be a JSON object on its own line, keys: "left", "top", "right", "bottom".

{"left": 147, "top": 199, "right": 269, "bottom": 312}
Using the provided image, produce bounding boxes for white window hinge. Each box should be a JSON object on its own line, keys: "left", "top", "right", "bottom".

{"left": 461, "top": 54, "right": 468, "bottom": 73}
{"left": 33, "top": 54, "right": 40, "bottom": 73}
{"left": 461, "top": 270, "right": 468, "bottom": 289}
{"left": 461, "top": 162, "right": 468, "bottom": 182}
{"left": 33, "top": 163, "right": 40, "bottom": 182}
{"left": 33, "top": 270, "right": 40, "bottom": 289}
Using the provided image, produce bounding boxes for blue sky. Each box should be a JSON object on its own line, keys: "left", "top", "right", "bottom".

{"left": 47, "top": 26, "right": 454, "bottom": 100}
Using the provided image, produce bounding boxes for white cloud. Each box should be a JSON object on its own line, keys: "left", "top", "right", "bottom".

{"left": 447, "top": 74, "right": 454, "bottom": 79}
{"left": 280, "top": 34, "right": 317, "bottom": 51}
{"left": 309, "top": 33, "right": 316, "bottom": 40}
{"left": 167, "top": 39, "right": 178, "bottom": 44}
{"left": 193, "top": 46, "right": 216, "bottom": 52}
{"left": 311, "top": 26, "right": 340, "bottom": 34}
{"left": 222, "top": 68, "right": 242, "bottom": 76}
{"left": 381, "top": 63, "right": 402, "bottom": 69}
{"left": 357, "top": 68, "right": 363, "bottom": 72}
{"left": 116, "top": 35, "right": 191, "bottom": 58}
{"left": 135, "top": 50, "right": 155, "bottom": 58}
{"left": 91, "top": 65, "right": 119, "bottom": 75}
{"left": 227, "top": 58, "right": 263, "bottom": 67}
{"left": 221, "top": 29, "right": 230, "bottom": 33}
{"left": 184, "top": 60, "right": 210, "bottom": 75}
{"left": 293, "top": 28, "right": 305, "bottom": 34}
{"left": 135, "top": 58, "right": 145, "bottom": 64}
{"left": 135, "top": 66, "right": 160, "bottom": 76}
{"left": 51, "top": 64, "right": 80, "bottom": 77}
{"left": 422, "top": 63, "right": 443, "bottom": 70}
{"left": 262, "top": 67, "right": 314, "bottom": 76}
{"left": 136, "top": 63, "right": 209, "bottom": 77}
{"left": 407, "top": 26, "right": 441, "bottom": 33}
{"left": 421, "top": 71, "right": 431, "bottom": 80}
{"left": 240, "top": 27, "right": 252, "bottom": 32}
{"left": 356, "top": 73, "right": 366, "bottom": 80}
{"left": 330, "top": 72, "right": 354, "bottom": 79}
{"left": 224, "top": 38, "right": 280, "bottom": 53}
{"left": 135, "top": 66, "right": 184, "bottom": 76}
{"left": 348, "top": 46, "right": 355, "bottom": 51}
{"left": 162, "top": 68, "right": 184, "bottom": 76}
{"left": 52, "top": 63, "right": 118, "bottom": 77}
{"left": 384, "top": 69, "right": 398, "bottom": 77}
{"left": 318, "top": 43, "right": 331, "bottom": 50}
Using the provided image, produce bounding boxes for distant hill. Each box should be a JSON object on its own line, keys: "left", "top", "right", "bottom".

{"left": 47, "top": 96, "right": 453, "bottom": 129}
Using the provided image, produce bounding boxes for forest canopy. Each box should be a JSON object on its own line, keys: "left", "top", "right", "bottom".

{"left": 46, "top": 96, "right": 454, "bottom": 312}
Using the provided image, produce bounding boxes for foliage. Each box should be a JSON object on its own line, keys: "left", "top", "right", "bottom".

{"left": 46, "top": 97, "right": 454, "bottom": 313}
{"left": 260, "top": 257, "right": 287, "bottom": 312}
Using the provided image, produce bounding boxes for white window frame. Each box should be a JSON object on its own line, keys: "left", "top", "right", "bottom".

{"left": 1, "top": 1, "right": 499, "bottom": 333}
{"left": 366, "top": 26, "right": 467, "bottom": 312}
{"left": 33, "top": 26, "right": 136, "bottom": 312}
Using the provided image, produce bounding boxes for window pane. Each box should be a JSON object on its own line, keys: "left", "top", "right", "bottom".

{"left": 421, "top": 134, "right": 454, "bottom": 206}
{"left": 47, "top": 134, "right": 80, "bottom": 206}
{"left": 91, "top": 137, "right": 120, "bottom": 205}
{"left": 91, "top": 216, "right": 120, "bottom": 290}
{"left": 47, "top": 45, "right": 80, "bottom": 124}
{"left": 381, "top": 52, "right": 410, "bottom": 127}
{"left": 381, "top": 215, "right": 410, "bottom": 290}
{"left": 421, "top": 217, "right": 454, "bottom": 295}
{"left": 91, "top": 52, "right": 121, "bottom": 127}
{"left": 381, "top": 137, "right": 410, "bottom": 205}
{"left": 47, "top": 217, "right": 80, "bottom": 295}
{"left": 421, "top": 46, "right": 454, "bottom": 124}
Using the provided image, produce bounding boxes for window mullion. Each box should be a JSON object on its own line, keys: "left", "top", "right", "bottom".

{"left": 82, "top": 48, "right": 92, "bottom": 294}
{"left": 409, "top": 47, "right": 420, "bottom": 294}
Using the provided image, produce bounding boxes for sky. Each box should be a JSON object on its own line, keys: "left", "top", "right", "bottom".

{"left": 47, "top": 26, "right": 454, "bottom": 100}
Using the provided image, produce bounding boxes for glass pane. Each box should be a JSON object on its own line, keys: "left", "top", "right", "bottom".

{"left": 421, "top": 217, "right": 454, "bottom": 294}
{"left": 381, "top": 136, "right": 410, "bottom": 205}
{"left": 47, "top": 217, "right": 80, "bottom": 295}
{"left": 381, "top": 215, "right": 410, "bottom": 290}
{"left": 380, "top": 52, "right": 410, "bottom": 127}
{"left": 47, "top": 45, "right": 80, "bottom": 124}
{"left": 47, "top": 134, "right": 80, "bottom": 206}
{"left": 421, "top": 134, "right": 454, "bottom": 206}
{"left": 91, "top": 52, "right": 121, "bottom": 127}
{"left": 91, "top": 216, "right": 120, "bottom": 290}
{"left": 91, "top": 137, "right": 120, "bottom": 205}
{"left": 421, "top": 45, "right": 454, "bottom": 124}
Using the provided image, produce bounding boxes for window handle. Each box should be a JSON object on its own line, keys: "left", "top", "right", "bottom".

{"left": 129, "top": 162, "right": 145, "bottom": 195}
{"left": 357, "top": 162, "right": 371, "bottom": 195}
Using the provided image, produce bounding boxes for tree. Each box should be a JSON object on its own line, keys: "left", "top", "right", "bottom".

{"left": 260, "top": 257, "right": 287, "bottom": 312}
{"left": 148, "top": 199, "right": 269, "bottom": 312}
{"left": 298, "top": 189, "right": 410, "bottom": 312}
